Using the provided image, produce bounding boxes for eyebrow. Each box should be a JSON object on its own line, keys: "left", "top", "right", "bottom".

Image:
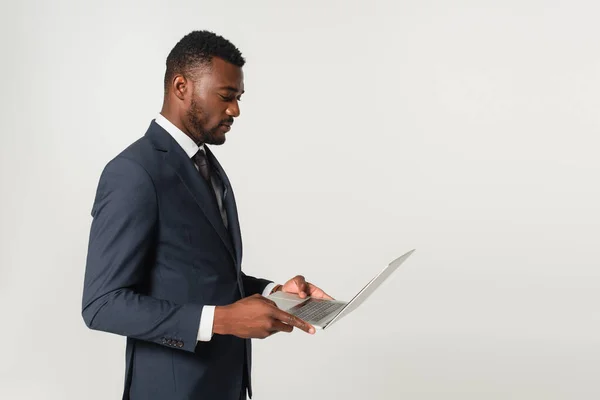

{"left": 219, "top": 86, "right": 244, "bottom": 94}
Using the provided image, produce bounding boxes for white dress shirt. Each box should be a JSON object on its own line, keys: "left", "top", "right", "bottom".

{"left": 155, "top": 114, "right": 276, "bottom": 342}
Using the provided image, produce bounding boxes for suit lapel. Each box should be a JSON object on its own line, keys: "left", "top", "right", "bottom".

{"left": 145, "top": 122, "right": 236, "bottom": 263}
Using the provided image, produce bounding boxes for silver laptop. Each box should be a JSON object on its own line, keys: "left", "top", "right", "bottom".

{"left": 268, "top": 249, "right": 415, "bottom": 330}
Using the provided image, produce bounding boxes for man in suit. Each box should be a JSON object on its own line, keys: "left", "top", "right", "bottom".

{"left": 82, "top": 30, "right": 332, "bottom": 400}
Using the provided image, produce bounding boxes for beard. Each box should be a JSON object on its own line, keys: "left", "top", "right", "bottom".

{"left": 186, "top": 98, "right": 227, "bottom": 145}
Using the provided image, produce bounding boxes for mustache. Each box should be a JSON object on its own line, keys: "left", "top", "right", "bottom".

{"left": 220, "top": 118, "right": 234, "bottom": 125}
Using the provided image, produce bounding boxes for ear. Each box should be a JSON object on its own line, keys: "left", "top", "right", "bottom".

{"left": 172, "top": 74, "right": 188, "bottom": 101}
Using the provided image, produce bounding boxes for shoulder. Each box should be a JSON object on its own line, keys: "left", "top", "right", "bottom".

{"left": 103, "top": 133, "right": 164, "bottom": 177}
{"left": 92, "top": 150, "right": 158, "bottom": 217}
{"left": 97, "top": 137, "right": 159, "bottom": 196}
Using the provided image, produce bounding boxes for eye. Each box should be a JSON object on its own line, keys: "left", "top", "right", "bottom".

{"left": 219, "top": 94, "right": 242, "bottom": 102}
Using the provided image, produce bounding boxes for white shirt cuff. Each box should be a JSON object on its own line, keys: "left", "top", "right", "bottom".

{"left": 197, "top": 305, "right": 216, "bottom": 342}
{"left": 262, "top": 282, "right": 277, "bottom": 297}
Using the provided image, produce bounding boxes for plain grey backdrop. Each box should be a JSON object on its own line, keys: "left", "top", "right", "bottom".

{"left": 1, "top": 0, "right": 599, "bottom": 399}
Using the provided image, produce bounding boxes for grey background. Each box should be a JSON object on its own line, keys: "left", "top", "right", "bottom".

{"left": 1, "top": 0, "right": 599, "bottom": 399}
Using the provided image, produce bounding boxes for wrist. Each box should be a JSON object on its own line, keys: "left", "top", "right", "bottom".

{"left": 213, "top": 305, "right": 232, "bottom": 336}
{"left": 270, "top": 284, "right": 283, "bottom": 294}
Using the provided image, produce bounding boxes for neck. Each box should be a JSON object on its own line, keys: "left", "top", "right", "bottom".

{"left": 160, "top": 104, "right": 200, "bottom": 145}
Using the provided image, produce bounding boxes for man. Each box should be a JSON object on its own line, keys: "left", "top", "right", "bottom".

{"left": 82, "top": 30, "right": 332, "bottom": 400}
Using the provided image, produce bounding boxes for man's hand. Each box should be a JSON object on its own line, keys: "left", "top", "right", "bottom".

{"left": 279, "top": 275, "right": 333, "bottom": 300}
{"left": 213, "top": 294, "right": 315, "bottom": 339}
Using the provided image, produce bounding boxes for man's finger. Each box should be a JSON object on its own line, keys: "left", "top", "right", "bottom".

{"left": 270, "top": 319, "right": 294, "bottom": 334}
{"left": 273, "top": 309, "right": 315, "bottom": 334}
{"left": 317, "top": 290, "right": 334, "bottom": 301}
{"left": 294, "top": 275, "right": 308, "bottom": 297}
{"left": 320, "top": 292, "right": 334, "bottom": 300}
{"left": 308, "top": 283, "right": 334, "bottom": 300}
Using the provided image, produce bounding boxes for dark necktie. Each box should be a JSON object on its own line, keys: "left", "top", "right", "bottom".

{"left": 192, "top": 148, "right": 211, "bottom": 182}
{"left": 192, "top": 148, "right": 229, "bottom": 229}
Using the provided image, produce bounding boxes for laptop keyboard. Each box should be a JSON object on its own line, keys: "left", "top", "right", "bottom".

{"left": 290, "top": 299, "right": 345, "bottom": 322}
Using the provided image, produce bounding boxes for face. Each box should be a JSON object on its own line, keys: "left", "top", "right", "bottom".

{"left": 180, "top": 57, "right": 244, "bottom": 145}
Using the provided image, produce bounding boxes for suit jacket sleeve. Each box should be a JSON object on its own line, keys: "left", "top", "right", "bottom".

{"left": 241, "top": 272, "right": 271, "bottom": 296}
{"left": 81, "top": 156, "right": 202, "bottom": 353}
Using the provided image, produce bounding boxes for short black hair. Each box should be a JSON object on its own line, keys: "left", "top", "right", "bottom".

{"left": 164, "top": 30, "right": 245, "bottom": 92}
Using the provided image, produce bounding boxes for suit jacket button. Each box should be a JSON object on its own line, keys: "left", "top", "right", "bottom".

{"left": 167, "top": 339, "right": 173, "bottom": 345}
{"left": 161, "top": 337, "right": 167, "bottom": 344}
{"left": 177, "top": 341, "right": 183, "bottom": 348}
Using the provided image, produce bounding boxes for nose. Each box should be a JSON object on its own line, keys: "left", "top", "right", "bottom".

{"left": 226, "top": 100, "right": 240, "bottom": 118}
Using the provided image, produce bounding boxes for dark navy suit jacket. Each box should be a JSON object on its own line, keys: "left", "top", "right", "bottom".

{"left": 82, "top": 121, "right": 270, "bottom": 399}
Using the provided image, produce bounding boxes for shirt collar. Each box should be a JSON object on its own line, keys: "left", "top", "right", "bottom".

{"left": 155, "top": 113, "right": 205, "bottom": 158}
